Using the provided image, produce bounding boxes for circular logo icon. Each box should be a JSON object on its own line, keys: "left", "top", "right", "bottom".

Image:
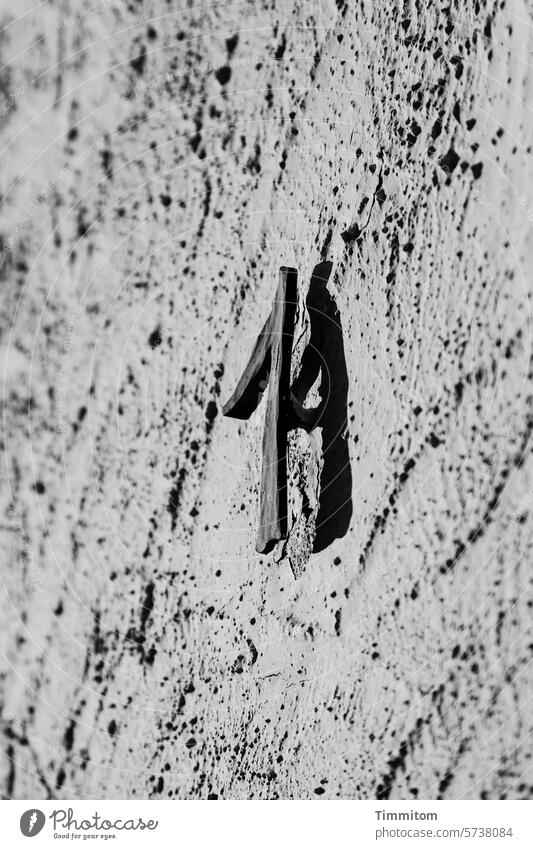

{"left": 20, "top": 809, "right": 45, "bottom": 837}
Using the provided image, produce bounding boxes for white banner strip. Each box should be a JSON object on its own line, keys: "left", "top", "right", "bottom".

{"left": 1, "top": 800, "right": 532, "bottom": 848}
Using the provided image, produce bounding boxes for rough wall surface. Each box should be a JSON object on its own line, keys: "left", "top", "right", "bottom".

{"left": 1, "top": 0, "right": 533, "bottom": 800}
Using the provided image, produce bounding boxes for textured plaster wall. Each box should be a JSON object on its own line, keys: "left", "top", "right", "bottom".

{"left": 1, "top": 0, "right": 533, "bottom": 799}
